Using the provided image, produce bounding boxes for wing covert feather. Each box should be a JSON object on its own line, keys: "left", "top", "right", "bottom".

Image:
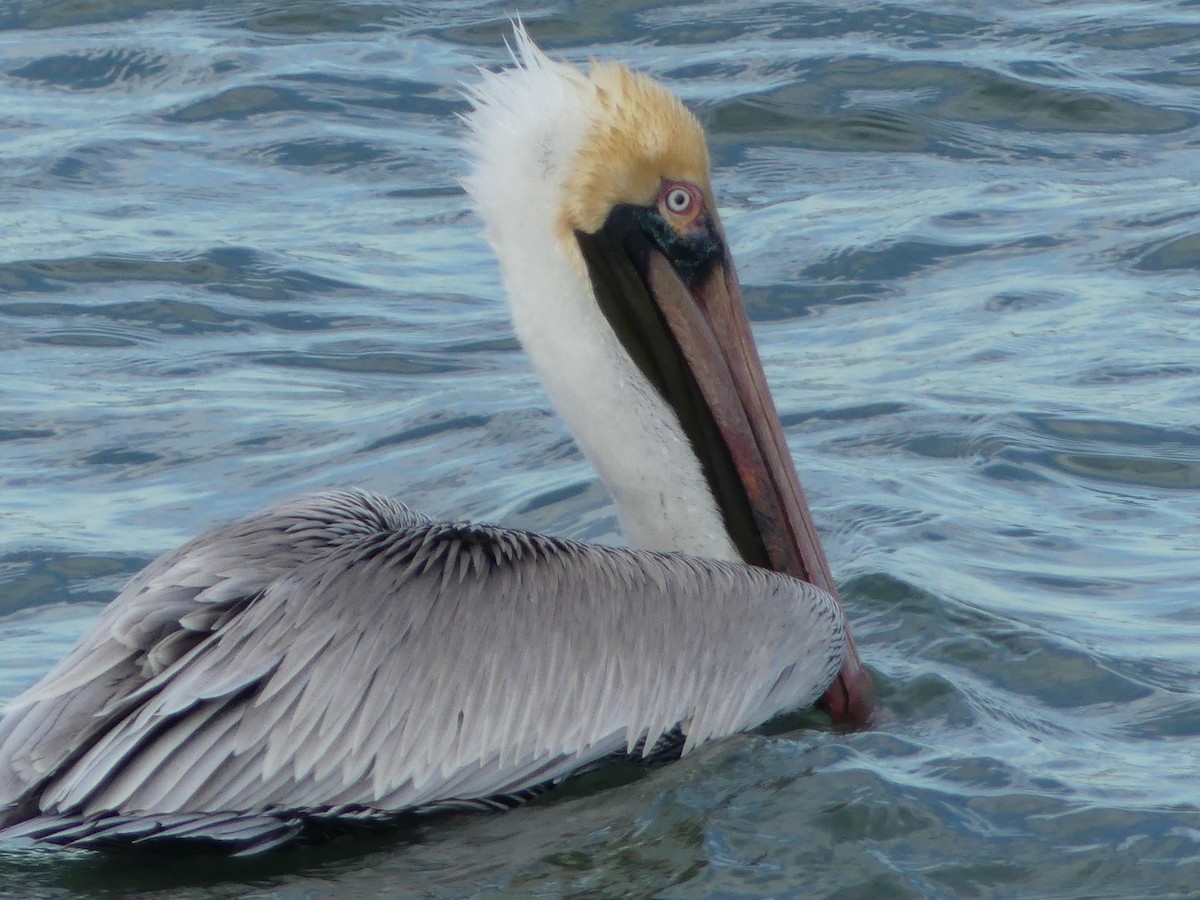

{"left": 0, "top": 491, "right": 427, "bottom": 813}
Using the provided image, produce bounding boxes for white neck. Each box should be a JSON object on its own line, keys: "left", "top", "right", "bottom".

{"left": 464, "top": 35, "right": 737, "bottom": 559}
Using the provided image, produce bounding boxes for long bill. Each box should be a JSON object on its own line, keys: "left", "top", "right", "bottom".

{"left": 578, "top": 219, "right": 875, "bottom": 729}
{"left": 647, "top": 251, "right": 873, "bottom": 728}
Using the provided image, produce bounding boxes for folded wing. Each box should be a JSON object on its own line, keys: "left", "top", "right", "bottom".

{"left": 0, "top": 490, "right": 844, "bottom": 853}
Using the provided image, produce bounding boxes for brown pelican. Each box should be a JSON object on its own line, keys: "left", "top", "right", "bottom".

{"left": 0, "top": 28, "right": 872, "bottom": 855}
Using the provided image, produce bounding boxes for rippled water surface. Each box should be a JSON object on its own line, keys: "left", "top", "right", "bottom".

{"left": 2, "top": 0, "right": 1199, "bottom": 896}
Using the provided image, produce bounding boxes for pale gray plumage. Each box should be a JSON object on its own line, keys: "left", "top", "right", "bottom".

{"left": 0, "top": 490, "right": 845, "bottom": 853}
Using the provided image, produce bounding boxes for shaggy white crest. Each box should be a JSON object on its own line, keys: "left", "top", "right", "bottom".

{"left": 462, "top": 27, "right": 593, "bottom": 247}
{"left": 462, "top": 26, "right": 738, "bottom": 559}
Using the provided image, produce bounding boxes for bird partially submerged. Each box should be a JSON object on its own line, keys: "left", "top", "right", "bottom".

{"left": 0, "top": 28, "right": 872, "bottom": 855}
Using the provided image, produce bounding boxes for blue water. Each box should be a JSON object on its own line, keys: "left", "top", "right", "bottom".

{"left": 2, "top": 1, "right": 1199, "bottom": 896}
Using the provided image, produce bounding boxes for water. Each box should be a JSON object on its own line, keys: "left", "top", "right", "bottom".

{"left": 2, "top": 0, "right": 1199, "bottom": 895}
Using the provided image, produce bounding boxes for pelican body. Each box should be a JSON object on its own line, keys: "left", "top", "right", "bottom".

{"left": 0, "top": 29, "right": 872, "bottom": 854}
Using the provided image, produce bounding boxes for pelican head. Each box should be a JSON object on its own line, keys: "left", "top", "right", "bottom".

{"left": 465, "top": 28, "right": 873, "bottom": 727}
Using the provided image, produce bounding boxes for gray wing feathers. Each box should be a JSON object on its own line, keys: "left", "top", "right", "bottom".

{"left": 1, "top": 491, "right": 844, "bottom": 843}
{"left": 0, "top": 490, "right": 427, "bottom": 807}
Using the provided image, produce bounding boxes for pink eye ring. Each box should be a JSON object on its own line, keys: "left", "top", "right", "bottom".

{"left": 659, "top": 181, "right": 702, "bottom": 217}
{"left": 665, "top": 186, "right": 692, "bottom": 213}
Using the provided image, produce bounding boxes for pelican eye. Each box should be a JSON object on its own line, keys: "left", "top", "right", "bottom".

{"left": 658, "top": 181, "right": 703, "bottom": 222}
{"left": 665, "top": 186, "right": 693, "bottom": 214}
